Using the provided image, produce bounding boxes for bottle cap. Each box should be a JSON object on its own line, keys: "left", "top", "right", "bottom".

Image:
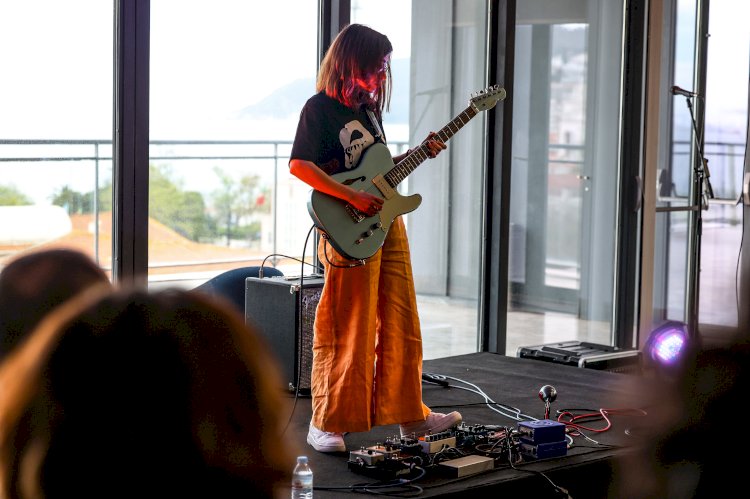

{"left": 297, "top": 456, "right": 308, "bottom": 463}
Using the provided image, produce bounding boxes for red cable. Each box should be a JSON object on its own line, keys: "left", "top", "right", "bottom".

{"left": 556, "top": 408, "right": 647, "bottom": 433}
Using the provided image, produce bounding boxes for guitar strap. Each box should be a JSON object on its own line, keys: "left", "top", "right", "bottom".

{"left": 366, "top": 109, "right": 385, "bottom": 144}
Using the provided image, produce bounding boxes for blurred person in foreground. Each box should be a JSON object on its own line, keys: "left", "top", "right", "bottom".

{"left": 0, "top": 248, "right": 111, "bottom": 360}
{"left": 0, "top": 286, "right": 296, "bottom": 498}
{"left": 609, "top": 334, "right": 750, "bottom": 498}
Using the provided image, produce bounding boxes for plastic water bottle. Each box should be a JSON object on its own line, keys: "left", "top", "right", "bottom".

{"left": 291, "top": 455, "right": 313, "bottom": 499}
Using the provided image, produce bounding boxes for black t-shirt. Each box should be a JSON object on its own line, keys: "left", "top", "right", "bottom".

{"left": 290, "top": 91, "right": 385, "bottom": 176}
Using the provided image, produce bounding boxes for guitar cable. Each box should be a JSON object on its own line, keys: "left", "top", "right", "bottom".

{"left": 320, "top": 231, "right": 367, "bottom": 269}
{"left": 280, "top": 224, "right": 364, "bottom": 438}
{"left": 280, "top": 224, "right": 317, "bottom": 438}
{"left": 259, "top": 252, "right": 319, "bottom": 276}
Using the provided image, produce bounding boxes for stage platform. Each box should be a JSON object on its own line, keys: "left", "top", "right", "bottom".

{"left": 280, "top": 352, "right": 642, "bottom": 498}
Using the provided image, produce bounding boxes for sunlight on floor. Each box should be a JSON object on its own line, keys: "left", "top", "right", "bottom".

{"left": 419, "top": 297, "right": 611, "bottom": 360}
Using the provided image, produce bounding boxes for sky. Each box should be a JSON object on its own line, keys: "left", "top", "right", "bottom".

{"left": 0, "top": 0, "right": 747, "bottom": 202}
{"left": 0, "top": 1, "right": 412, "bottom": 201}
{"left": 702, "top": 0, "right": 750, "bottom": 141}
{"left": 1, "top": 1, "right": 746, "bottom": 139}
{"left": 0, "top": 1, "right": 319, "bottom": 140}
{"left": 0, "top": 1, "right": 113, "bottom": 139}
{"left": 0, "top": 0, "right": 413, "bottom": 141}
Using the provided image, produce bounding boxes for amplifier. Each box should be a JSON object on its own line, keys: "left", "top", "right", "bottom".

{"left": 245, "top": 275, "right": 324, "bottom": 395}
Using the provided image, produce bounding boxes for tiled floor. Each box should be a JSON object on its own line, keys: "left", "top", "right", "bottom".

{"left": 418, "top": 295, "right": 611, "bottom": 360}
{"left": 167, "top": 274, "right": 619, "bottom": 360}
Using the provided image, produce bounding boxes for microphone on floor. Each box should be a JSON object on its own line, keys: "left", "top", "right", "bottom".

{"left": 539, "top": 385, "right": 557, "bottom": 419}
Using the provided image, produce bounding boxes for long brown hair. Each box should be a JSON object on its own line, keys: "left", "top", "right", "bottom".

{"left": 0, "top": 286, "right": 296, "bottom": 498}
{"left": 0, "top": 248, "right": 111, "bottom": 360}
{"left": 316, "top": 23, "right": 393, "bottom": 114}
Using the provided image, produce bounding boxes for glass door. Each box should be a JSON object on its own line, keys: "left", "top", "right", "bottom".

{"left": 352, "top": 0, "right": 490, "bottom": 359}
{"left": 507, "top": 1, "right": 625, "bottom": 354}
{"left": 655, "top": 0, "right": 750, "bottom": 338}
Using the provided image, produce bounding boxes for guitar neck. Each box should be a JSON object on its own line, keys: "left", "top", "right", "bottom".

{"left": 386, "top": 104, "right": 479, "bottom": 187}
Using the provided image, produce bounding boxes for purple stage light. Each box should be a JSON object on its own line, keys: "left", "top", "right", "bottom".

{"left": 645, "top": 321, "right": 690, "bottom": 368}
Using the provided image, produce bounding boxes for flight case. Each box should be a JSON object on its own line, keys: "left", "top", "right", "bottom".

{"left": 517, "top": 341, "right": 641, "bottom": 374}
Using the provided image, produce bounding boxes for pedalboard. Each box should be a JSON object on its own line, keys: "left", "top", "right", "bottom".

{"left": 346, "top": 419, "right": 570, "bottom": 481}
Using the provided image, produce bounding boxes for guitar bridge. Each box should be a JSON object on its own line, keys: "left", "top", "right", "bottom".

{"left": 344, "top": 204, "right": 366, "bottom": 223}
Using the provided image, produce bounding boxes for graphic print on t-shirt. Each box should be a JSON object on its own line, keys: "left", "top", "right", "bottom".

{"left": 339, "top": 119, "right": 375, "bottom": 169}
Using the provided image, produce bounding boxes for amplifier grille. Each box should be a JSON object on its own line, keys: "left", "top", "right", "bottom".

{"left": 298, "top": 287, "right": 322, "bottom": 391}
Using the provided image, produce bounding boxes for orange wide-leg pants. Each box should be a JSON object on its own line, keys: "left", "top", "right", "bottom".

{"left": 311, "top": 217, "right": 430, "bottom": 433}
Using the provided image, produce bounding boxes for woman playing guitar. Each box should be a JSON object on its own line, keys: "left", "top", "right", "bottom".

{"left": 289, "top": 23, "right": 460, "bottom": 453}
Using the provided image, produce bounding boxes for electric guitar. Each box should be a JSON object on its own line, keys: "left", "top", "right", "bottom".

{"left": 307, "top": 84, "right": 506, "bottom": 260}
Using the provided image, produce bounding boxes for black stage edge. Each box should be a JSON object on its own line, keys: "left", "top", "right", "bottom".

{"left": 281, "top": 352, "right": 641, "bottom": 498}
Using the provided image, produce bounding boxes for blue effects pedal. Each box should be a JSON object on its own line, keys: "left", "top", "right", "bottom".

{"left": 517, "top": 419, "right": 566, "bottom": 445}
{"left": 520, "top": 440, "right": 568, "bottom": 460}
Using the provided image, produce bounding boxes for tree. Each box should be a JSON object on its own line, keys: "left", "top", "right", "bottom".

{"left": 211, "top": 167, "right": 268, "bottom": 246}
{"left": 51, "top": 186, "right": 92, "bottom": 214}
{"left": 148, "top": 164, "right": 214, "bottom": 241}
{"left": 47, "top": 167, "right": 213, "bottom": 242}
{"left": 51, "top": 183, "right": 112, "bottom": 214}
{"left": 0, "top": 185, "right": 33, "bottom": 205}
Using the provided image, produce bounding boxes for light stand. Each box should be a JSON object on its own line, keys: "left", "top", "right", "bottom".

{"left": 681, "top": 93, "right": 714, "bottom": 343}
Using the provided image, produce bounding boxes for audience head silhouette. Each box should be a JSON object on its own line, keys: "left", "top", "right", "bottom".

{"left": 0, "top": 286, "right": 295, "bottom": 498}
{"left": 611, "top": 335, "right": 750, "bottom": 498}
{"left": 0, "top": 248, "right": 110, "bottom": 359}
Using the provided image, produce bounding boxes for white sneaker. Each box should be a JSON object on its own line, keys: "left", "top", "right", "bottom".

{"left": 400, "top": 411, "right": 462, "bottom": 438}
{"left": 307, "top": 423, "right": 346, "bottom": 453}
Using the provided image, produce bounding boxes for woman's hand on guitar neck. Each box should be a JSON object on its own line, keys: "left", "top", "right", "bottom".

{"left": 422, "top": 131, "right": 447, "bottom": 159}
{"left": 396, "top": 132, "right": 447, "bottom": 163}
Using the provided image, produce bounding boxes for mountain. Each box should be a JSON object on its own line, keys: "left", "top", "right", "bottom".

{"left": 235, "top": 58, "right": 410, "bottom": 124}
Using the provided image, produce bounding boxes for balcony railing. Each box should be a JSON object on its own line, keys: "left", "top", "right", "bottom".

{"left": 0, "top": 139, "right": 409, "bottom": 278}
{"left": 2, "top": 138, "right": 744, "bottom": 265}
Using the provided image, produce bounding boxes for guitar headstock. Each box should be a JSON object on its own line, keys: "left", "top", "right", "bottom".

{"left": 469, "top": 85, "right": 507, "bottom": 112}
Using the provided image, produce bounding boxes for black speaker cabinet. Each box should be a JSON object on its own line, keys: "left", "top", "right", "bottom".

{"left": 245, "top": 275, "right": 324, "bottom": 394}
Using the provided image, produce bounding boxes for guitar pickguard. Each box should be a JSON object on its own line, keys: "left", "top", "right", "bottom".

{"left": 308, "top": 143, "right": 421, "bottom": 260}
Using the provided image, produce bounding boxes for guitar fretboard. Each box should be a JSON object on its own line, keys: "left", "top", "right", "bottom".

{"left": 386, "top": 105, "right": 479, "bottom": 187}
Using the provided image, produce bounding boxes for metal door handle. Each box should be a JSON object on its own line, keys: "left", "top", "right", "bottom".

{"left": 634, "top": 176, "right": 643, "bottom": 212}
